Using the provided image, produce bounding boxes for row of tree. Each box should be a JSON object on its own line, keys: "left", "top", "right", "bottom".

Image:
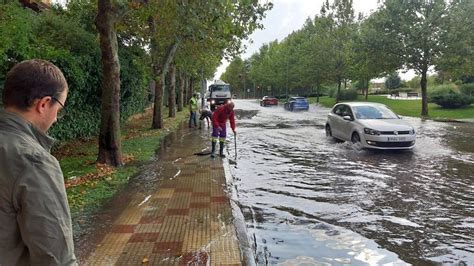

{"left": 0, "top": 0, "right": 272, "bottom": 167}
{"left": 221, "top": 0, "right": 473, "bottom": 115}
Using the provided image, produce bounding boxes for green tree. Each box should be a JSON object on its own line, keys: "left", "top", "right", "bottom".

{"left": 301, "top": 15, "right": 334, "bottom": 102}
{"left": 350, "top": 12, "right": 398, "bottom": 100}
{"left": 385, "top": 72, "right": 402, "bottom": 90}
{"left": 372, "top": 0, "right": 453, "bottom": 117}
{"left": 438, "top": 0, "right": 474, "bottom": 81}
{"left": 221, "top": 57, "right": 246, "bottom": 97}
{"left": 323, "top": 0, "right": 356, "bottom": 102}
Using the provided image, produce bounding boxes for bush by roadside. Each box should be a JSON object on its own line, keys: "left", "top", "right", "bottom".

{"left": 428, "top": 84, "right": 472, "bottom": 109}
{"left": 460, "top": 83, "right": 474, "bottom": 97}
{"left": 430, "top": 91, "right": 472, "bottom": 108}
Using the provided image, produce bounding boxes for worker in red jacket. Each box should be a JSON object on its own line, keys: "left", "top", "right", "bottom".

{"left": 211, "top": 102, "right": 236, "bottom": 158}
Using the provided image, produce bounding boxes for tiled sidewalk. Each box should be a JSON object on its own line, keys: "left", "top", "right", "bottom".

{"left": 84, "top": 130, "right": 242, "bottom": 265}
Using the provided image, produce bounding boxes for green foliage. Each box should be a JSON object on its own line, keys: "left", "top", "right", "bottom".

{"left": 460, "top": 83, "right": 474, "bottom": 97}
{"left": 406, "top": 76, "right": 421, "bottom": 89}
{"left": 327, "top": 87, "right": 357, "bottom": 101}
{"left": 0, "top": 3, "right": 151, "bottom": 141}
{"left": 428, "top": 84, "right": 457, "bottom": 101}
{"left": 117, "top": 43, "right": 151, "bottom": 120}
{"left": 385, "top": 72, "right": 402, "bottom": 90}
{"left": 353, "top": 80, "right": 367, "bottom": 90}
{"left": 338, "top": 89, "right": 358, "bottom": 101}
{"left": 0, "top": 3, "right": 38, "bottom": 88}
{"left": 431, "top": 90, "right": 472, "bottom": 108}
{"left": 220, "top": 57, "right": 247, "bottom": 97}
{"left": 437, "top": 0, "right": 474, "bottom": 80}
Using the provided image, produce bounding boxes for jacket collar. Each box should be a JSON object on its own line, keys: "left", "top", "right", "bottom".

{"left": 0, "top": 109, "right": 56, "bottom": 152}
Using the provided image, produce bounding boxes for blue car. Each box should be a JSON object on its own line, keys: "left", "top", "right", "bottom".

{"left": 284, "top": 97, "right": 309, "bottom": 111}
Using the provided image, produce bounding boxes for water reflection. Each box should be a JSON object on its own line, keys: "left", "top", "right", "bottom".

{"left": 231, "top": 100, "right": 474, "bottom": 265}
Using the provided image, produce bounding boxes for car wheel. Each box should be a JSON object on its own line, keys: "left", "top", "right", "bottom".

{"left": 325, "top": 124, "right": 332, "bottom": 137}
{"left": 351, "top": 132, "right": 361, "bottom": 144}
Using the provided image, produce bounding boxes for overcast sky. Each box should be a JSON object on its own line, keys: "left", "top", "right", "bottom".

{"left": 213, "top": 0, "right": 415, "bottom": 81}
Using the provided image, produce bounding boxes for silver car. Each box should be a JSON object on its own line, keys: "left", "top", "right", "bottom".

{"left": 325, "top": 102, "right": 416, "bottom": 149}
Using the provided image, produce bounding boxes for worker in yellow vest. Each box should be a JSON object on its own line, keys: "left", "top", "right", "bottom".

{"left": 189, "top": 93, "right": 198, "bottom": 128}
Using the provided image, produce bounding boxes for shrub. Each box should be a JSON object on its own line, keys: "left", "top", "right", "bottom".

{"left": 431, "top": 90, "right": 472, "bottom": 108}
{"left": 428, "top": 84, "right": 457, "bottom": 102}
{"left": 338, "top": 89, "right": 358, "bottom": 101}
{"left": 460, "top": 83, "right": 474, "bottom": 97}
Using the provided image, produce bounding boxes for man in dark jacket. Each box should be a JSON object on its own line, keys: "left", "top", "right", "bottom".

{"left": 211, "top": 102, "right": 236, "bottom": 158}
{"left": 0, "top": 59, "right": 77, "bottom": 265}
{"left": 199, "top": 108, "right": 212, "bottom": 129}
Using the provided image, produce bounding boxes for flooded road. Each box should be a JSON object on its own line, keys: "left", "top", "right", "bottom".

{"left": 229, "top": 100, "right": 473, "bottom": 265}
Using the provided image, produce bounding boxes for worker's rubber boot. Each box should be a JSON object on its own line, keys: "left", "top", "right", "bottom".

{"left": 210, "top": 141, "right": 216, "bottom": 158}
{"left": 219, "top": 142, "right": 225, "bottom": 158}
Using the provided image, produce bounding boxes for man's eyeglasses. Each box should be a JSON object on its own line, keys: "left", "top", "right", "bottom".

{"left": 51, "top": 97, "right": 66, "bottom": 118}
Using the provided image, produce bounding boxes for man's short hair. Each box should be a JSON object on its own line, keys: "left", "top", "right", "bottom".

{"left": 3, "top": 59, "right": 68, "bottom": 110}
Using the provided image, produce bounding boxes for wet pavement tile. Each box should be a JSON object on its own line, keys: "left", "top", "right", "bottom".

{"left": 84, "top": 129, "right": 242, "bottom": 265}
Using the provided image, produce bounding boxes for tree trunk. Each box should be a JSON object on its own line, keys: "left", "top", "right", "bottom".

{"left": 183, "top": 74, "right": 188, "bottom": 106}
{"left": 365, "top": 78, "right": 369, "bottom": 100}
{"left": 188, "top": 78, "right": 194, "bottom": 103}
{"left": 420, "top": 66, "right": 429, "bottom": 117}
{"left": 151, "top": 42, "right": 180, "bottom": 128}
{"left": 152, "top": 73, "right": 164, "bottom": 129}
{"left": 316, "top": 81, "right": 320, "bottom": 103}
{"left": 336, "top": 77, "right": 342, "bottom": 103}
{"left": 177, "top": 69, "right": 184, "bottom": 112}
{"left": 168, "top": 64, "right": 176, "bottom": 117}
{"left": 95, "top": 0, "right": 123, "bottom": 167}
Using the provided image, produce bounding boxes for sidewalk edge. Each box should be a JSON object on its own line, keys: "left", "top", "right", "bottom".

{"left": 222, "top": 158, "right": 257, "bottom": 266}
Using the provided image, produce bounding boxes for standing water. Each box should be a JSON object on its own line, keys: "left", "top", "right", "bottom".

{"left": 228, "top": 100, "right": 473, "bottom": 265}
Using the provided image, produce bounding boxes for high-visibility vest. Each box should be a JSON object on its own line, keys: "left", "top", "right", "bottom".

{"left": 190, "top": 97, "right": 198, "bottom": 111}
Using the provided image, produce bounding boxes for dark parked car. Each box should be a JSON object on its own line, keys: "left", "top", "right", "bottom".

{"left": 260, "top": 96, "right": 278, "bottom": 106}
{"left": 284, "top": 97, "right": 309, "bottom": 111}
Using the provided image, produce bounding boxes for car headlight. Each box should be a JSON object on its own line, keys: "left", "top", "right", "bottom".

{"left": 211, "top": 100, "right": 215, "bottom": 104}
{"left": 409, "top": 128, "right": 415, "bottom": 135}
{"left": 364, "top": 128, "right": 381, "bottom": 135}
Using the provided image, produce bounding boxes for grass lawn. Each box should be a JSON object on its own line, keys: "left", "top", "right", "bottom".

{"left": 54, "top": 108, "right": 188, "bottom": 220}
{"left": 308, "top": 95, "right": 474, "bottom": 120}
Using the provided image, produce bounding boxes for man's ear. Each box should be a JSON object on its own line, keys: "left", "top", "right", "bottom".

{"left": 35, "top": 96, "right": 52, "bottom": 114}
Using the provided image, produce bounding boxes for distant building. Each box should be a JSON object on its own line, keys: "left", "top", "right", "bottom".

{"left": 369, "top": 81, "right": 385, "bottom": 93}
{"left": 19, "top": 0, "right": 50, "bottom": 11}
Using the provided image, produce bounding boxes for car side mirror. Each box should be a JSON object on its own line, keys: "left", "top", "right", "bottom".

{"left": 398, "top": 115, "right": 403, "bottom": 119}
{"left": 343, "top": 115, "right": 353, "bottom": 121}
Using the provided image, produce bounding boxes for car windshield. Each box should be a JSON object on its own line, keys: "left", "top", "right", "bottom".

{"left": 210, "top": 85, "right": 230, "bottom": 92}
{"left": 352, "top": 105, "right": 399, "bottom": 119}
